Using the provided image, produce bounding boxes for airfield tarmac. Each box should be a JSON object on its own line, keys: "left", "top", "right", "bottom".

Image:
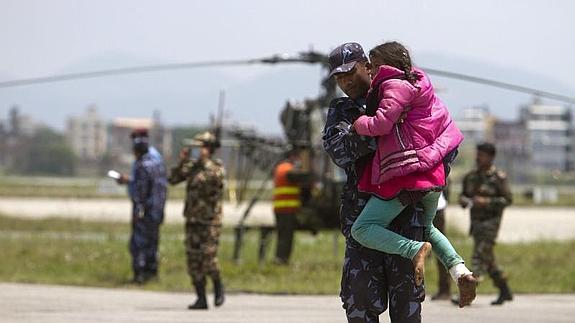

{"left": 1, "top": 198, "right": 574, "bottom": 322}
{"left": 1, "top": 283, "right": 574, "bottom": 323}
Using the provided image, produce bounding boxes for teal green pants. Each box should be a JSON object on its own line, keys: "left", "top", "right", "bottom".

{"left": 351, "top": 191, "right": 463, "bottom": 270}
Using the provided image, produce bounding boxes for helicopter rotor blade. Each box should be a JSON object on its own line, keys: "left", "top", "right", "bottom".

{"left": 1, "top": 53, "right": 573, "bottom": 104}
{"left": 0, "top": 58, "right": 265, "bottom": 88}
{"left": 0, "top": 52, "right": 326, "bottom": 89}
{"left": 422, "top": 67, "right": 575, "bottom": 105}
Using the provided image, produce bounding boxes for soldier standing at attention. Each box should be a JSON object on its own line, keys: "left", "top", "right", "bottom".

{"left": 117, "top": 129, "right": 167, "bottom": 284}
{"left": 168, "top": 132, "right": 225, "bottom": 310}
{"left": 459, "top": 142, "right": 513, "bottom": 305}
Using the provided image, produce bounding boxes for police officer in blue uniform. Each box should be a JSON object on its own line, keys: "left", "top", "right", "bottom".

{"left": 323, "top": 42, "right": 426, "bottom": 323}
{"left": 118, "top": 130, "right": 167, "bottom": 284}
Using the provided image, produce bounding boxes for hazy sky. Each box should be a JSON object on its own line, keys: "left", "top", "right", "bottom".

{"left": 0, "top": 0, "right": 573, "bottom": 133}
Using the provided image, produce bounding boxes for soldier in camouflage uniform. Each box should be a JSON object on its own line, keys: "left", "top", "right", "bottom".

{"left": 117, "top": 130, "right": 167, "bottom": 284}
{"left": 168, "top": 131, "right": 225, "bottom": 310}
{"left": 459, "top": 142, "right": 513, "bottom": 305}
{"left": 323, "top": 42, "right": 426, "bottom": 323}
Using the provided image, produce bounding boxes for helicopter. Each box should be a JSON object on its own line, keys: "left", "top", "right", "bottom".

{"left": 2, "top": 49, "right": 574, "bottom": 263}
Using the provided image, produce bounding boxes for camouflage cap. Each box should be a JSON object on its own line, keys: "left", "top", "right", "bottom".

{"left": 190, "top": 131, "right": 219, "bottom": 147}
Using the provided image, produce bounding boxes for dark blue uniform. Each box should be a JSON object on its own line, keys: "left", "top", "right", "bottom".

{"left": 323, "top": 97, "right": 425, "bottom": 323}
{"left": 129, "top": 149, "right": 167, "bottom": 279}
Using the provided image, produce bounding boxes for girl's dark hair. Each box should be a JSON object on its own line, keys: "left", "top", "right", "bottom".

{"left": 369, "top": 41, "right": 421, "bottom": 85}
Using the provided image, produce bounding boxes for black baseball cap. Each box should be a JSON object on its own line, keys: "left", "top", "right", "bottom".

{"left": 328, "top": 42, "right": 367, "bottom": 77}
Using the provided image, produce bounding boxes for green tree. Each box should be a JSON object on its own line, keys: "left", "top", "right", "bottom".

{"left": 12, "top": 127, "right": 76, "bottom": 176}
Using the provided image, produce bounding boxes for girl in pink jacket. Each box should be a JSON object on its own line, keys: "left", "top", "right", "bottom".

{"left": 351, "top": 41, "right": 476, "bottom": 306}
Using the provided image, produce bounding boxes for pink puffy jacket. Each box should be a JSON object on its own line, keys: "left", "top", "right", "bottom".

{"left": 354, "top": 65, "right": 464, "bottom": 185}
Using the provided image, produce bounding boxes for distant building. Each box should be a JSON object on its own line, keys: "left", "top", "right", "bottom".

{"left": 151, "top": 110, "right": 172, "bottom": 162}
{"left": 0, "top": 106, "right": 41, "bottom": 169}
{"left": 456, "top": 100, "right": 573, "bottom": 183}
{"left": 457, "top": 105, "right": 493, "bottom": 144}
{"left": 66, "top": 105, "right": 107, "bottom": 160}
{"left": 0, "top": 118, "right": 7, "bottom": 168}
{"left": 520, "top": 101, "right": 572, "bottom": 172}
{"left": 493, "top": 120, "right": 530, "bottom": 182}
{"left": 108, "top": 112, "right": 172, "bottom": 168}
{"left": 7, "top": 105, "right": 40, "bottom": 137}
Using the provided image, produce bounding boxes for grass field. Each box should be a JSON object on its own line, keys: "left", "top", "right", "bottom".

{"left": 1, "top": 215, "right": 574, "bottom": 295}
{"left": 0, "top": 176, "right": 264, "bottom": 201}
{"left": 2, "top": 175, "right": 575, "bottom": 206}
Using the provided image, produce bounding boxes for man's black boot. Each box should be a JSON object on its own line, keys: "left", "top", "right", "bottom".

{"left": 213, "top": 278, "right": 225, "bottom": 307}
{"left": 491, "top": 280, "right": 513, "bottom": 305}
{"left": 131, "top": 272, "right": 146, "bottom": 285}
{"left": 490, "top": 271, "right": 513, "bottom": 305}
{"left": 143, "top": 269, "right": 158, "bottom": 283}
{"left": 188, "top": 280, "right": 208, "bottom": 310}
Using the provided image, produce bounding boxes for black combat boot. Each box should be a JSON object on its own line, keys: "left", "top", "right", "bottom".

{"left": 188, "top": 280, "right": 208, "bottom": 310}
{"left": 491, "top": 280, "right": 513, "bottom": 305}
{"left": 213, "top": 277, "right": 225, "bottom": 307}
{"left": 491, "top": 271, "right": 513, "bottom": 305}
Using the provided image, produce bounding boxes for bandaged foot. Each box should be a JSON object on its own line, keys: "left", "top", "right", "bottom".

{"left": 457, "top": 274, "right": 478, "bottom": 308}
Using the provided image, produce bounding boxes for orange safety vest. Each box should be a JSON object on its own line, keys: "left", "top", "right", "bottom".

{"left": 273, "top": 161, "right": 302, "bottom": 214}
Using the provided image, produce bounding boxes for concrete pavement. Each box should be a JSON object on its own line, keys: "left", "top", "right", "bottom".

{"left": 0, "top": 283, "right": 574, "bottom": 323}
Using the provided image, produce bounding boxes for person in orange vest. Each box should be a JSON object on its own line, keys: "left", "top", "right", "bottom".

{"left": 273, "top": 148, "right": 309, "bottom": 265}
